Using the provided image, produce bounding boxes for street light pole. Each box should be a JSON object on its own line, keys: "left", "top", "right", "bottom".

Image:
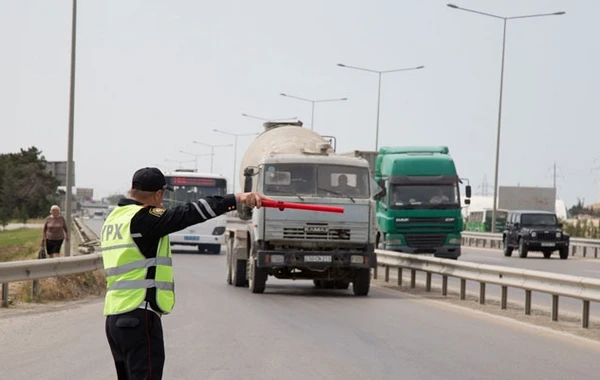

{"left": 241, "top": 113, "right": 297, "bottom": 122}
{"left": 279, "top": 93, "right": 348, "bottom": 130}
{"left": 213, "top": 129, "right": 259, "bottom": 192}
{"left": 179, "top": 150, "right": 211, "bottom": 171}
{"left": 64, "top": 0, "right": 77, "bottom": 256}
{"left": 192, "top": 141, "right": 233, "bottom": 173}
{"left": 164, "top": 158, "right": 194, "bottom": 170}
{"left": 447, "top": 3, "right": 565, "bottom": 233}
{"left": 336, "top": 63, "right": 424, "bottom": 151}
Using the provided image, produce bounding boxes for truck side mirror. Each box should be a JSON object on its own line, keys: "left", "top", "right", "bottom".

{"left": 243, "top": 167, "right": 255, "bottom": 177}
{"left": 243, "top": 176, "right": 253, "bottom": 192}
{"left": 373, "top": 179, "right": 386, "bottom": 201}
{"left": 464, "top": 199, "right": 470, "bottom": 205}
{"left": 465, "top": 185, "right": 472, "bottom": 198}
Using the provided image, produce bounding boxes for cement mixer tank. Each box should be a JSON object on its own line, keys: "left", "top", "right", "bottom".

{"left": 238, "top": 121, "right": 334, "bottom": 190}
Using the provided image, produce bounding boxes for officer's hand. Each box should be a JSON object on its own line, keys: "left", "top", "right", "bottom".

{"left": 236, "top": 192, "right": 267, "bottom": 209}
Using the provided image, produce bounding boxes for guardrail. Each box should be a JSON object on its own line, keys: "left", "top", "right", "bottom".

{"left": 374, "top": 249, "right": 600, "bottom": 328}
{"left": 73, "top": 217, "right": 100, "bottom": 254}
{"left": 461, "top": 231, "right": 600, "bottom": 258}
{"left": 1, "top": 218, "right": 102, "bottom": 308}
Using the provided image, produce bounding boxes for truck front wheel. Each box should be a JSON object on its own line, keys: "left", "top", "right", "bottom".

{"left": 231, "top": 246, "right": 247, "bottom": 287}
{"left": 248, "top": 259, "right": 267, "bottom": 294}
{"left": 352, "top": 269, "right": 371, "bottom": 296}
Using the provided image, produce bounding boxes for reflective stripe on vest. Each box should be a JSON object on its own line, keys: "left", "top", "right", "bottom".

{"left": 101, "top": 204, "right": 175, "bottom": 316}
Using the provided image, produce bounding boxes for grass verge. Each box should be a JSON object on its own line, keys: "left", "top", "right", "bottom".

{"left": 0, "top": 227, "right": 42, "bottom": 262}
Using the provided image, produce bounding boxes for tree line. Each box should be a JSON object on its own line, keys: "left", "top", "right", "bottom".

{"left": 0, "top": 147, "right": 60, "bottom": 227}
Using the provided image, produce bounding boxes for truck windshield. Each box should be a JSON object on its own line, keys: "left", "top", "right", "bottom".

{"left": 390, "top": 184, "right": 459, "bottom": 209}
{"left": 263, "top": 164, "right": 370, "bottom": 198}
{"left": 521, "top": 214, "right": 557, "bottom": 226}
{"left": 162, "top": 177, "right": 227, "bottom": 207}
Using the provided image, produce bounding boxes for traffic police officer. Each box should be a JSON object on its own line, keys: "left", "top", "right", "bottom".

{"left": 101, "top": 167, "right": 265, "bottom": 379}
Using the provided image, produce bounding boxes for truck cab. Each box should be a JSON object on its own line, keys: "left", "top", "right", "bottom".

{"left": 374, "top": 146, "right": 471, "bottom": 259}
{"left": 226, "top": 121, "right": 377, "bottom": 295}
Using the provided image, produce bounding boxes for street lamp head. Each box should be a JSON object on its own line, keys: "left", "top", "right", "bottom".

{"left": 280, "top": 93, "right": 288, "bottom": 97}
{"left": 416, "top": 65, "right": 425, "bottom": 69}
{"left": 341, "top": 98, "right": 348, "bottom": 101}
{"left": 447, "top": 3, "right": 459, "bottom": 9}
{"left": 337, "top": 63, "right": 346, "bottom": 67}
{"left": 554, "top": 11, "right": 566, "bottom": 15}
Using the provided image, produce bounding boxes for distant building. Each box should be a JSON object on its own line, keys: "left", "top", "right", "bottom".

{"left": 76, "top": 188, "right": 94, "bottom": 201}
{"left": 45, "top": 161, "right": 75, "bottom": 187}
{"left": 462, "top": 195, "right": 568, "bottom": 219}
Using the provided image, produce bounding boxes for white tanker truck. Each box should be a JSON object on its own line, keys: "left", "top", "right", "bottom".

{"left": 225, "top": 121, "right": 378, "bottom": 295}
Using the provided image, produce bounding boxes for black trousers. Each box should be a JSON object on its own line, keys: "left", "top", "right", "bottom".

{"left": 105, "top": 308, "right": 165, "bottom": 380}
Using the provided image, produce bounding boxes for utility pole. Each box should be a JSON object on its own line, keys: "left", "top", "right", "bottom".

{"left": 546, "top": 161, "right": 564, "bottom": 199}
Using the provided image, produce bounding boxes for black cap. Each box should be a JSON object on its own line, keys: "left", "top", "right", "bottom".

{"left": 131, "top": 167, "right": 173, "bottom": 192}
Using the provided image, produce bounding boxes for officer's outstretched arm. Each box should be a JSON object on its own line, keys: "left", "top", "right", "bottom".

{"left": 133, "top": 192, "right": 265, "bottom": 239}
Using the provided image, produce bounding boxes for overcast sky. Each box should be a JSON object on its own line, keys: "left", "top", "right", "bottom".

{"left": 2, "top": 0, "right": 599, "bottom": 207}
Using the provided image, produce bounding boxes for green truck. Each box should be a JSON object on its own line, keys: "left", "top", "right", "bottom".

{"left": 343, "top": 147, "right": 471, "bottom": 260}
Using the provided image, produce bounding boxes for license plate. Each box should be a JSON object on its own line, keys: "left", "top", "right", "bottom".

{"left": 184, "top": 235, "right": 200, "bottom": 241}
{"left": 304, "top": 255, "right": 332, "bottom": 262}
{"left": 541, "top": 242, "right": 555, "bottom": 247}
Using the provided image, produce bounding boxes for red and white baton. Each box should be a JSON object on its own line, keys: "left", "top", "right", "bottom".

{"left": 261, "top": 199, "right": 344, "bottom": 213}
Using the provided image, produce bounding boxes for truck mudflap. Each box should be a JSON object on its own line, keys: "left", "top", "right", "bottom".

{"left": 256, "top": 250, "right": 372, "bottom": 269}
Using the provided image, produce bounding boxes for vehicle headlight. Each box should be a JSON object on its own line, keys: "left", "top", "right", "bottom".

{"left": 556, "top": 232, "right": 561, "bottom": 238}
{"left": 351, "top": 255, "right": 364, "bottom": 264}
{"left": 271, "top": 255, "right": 284, "bottom": 263}
{"left": 531, "top": 232, "right": 537, "bottom": 238}
{"left": 449, "top": 238, "right": 461, "bottom": 245}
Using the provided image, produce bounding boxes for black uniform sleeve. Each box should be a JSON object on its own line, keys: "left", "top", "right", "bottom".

{"left": 130, "top": 194, "right": 238, "bottom": 245}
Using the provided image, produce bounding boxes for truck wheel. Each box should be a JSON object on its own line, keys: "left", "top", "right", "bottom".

{"left": 226, "top": 239, "right": 233, "bottom": 285}
{"left": 248, "top": 259, "right": 267, "bottom": 294}
{"left": 503, "top": 237, "right": 513, "bottom": 257}
{"left": 518, "top": 239, "right": 528, "bottom": 258}
{"left": 231, "top": 250, "right": 247, "bottom": 287}
{"left": 352, "top": 269, "right": 370, "bottom": 296}
{"left": 559, "top": 247, "right": 569, "bottom": 260}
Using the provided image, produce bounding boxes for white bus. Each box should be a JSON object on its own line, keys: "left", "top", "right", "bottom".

{"left": 162, "top": 169, "right": 228, "bottom": 254}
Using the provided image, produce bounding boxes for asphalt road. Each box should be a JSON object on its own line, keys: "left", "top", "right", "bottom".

{"left": 1, "top": 219, "right": 600, "bottom": 379}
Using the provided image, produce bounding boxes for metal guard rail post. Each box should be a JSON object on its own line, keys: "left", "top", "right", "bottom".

{"left": 1, "top": 253, "right": 104, "bottom": 307}
{"left": 375, "top": 249, "right": 600, "bottom": 328}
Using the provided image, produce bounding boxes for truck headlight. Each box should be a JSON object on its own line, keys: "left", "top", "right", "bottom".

{"left": 271, "top": 255, "right": 284, "bottom": 263}
{"left": 449, "top": 238, "right": 461, "bottom": 245}
{"left": 556, "top": 232, "right": 561, "bottom": 238}
{"left": 531, "top": 232, "right": 537, "bottom": 238}
{"left": 351, "top": 255, "right": 364, "bottom": 264}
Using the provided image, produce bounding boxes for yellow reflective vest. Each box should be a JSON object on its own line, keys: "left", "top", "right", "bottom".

{"left": 101, "top": 204, "right": 174, "bottom": 316}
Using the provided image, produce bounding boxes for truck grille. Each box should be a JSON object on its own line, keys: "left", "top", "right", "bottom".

{"left": 283, "top": 226, "right": 351, "bottom": 240}
{"left": 396, "top": 217, "right": 456, "bottom": 232}
{"left": 405, "top": 234, "right": 446, "bottom": 248}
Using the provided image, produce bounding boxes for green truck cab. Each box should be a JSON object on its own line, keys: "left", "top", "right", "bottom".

{"left": 373, "top": 146, "right": 471, "bottom": 259}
